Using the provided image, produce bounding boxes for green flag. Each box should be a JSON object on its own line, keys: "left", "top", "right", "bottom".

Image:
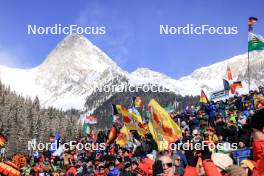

{"left": 164, "top": 104, "right": 174, "bottom": 113}
{"left": 248, "top": 33, "right": 264, "bottom": 51}
{"left": 83, "top": 123, "right": 90, "bottom": 134}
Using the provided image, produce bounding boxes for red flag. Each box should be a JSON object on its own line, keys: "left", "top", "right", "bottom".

{"left": 227, "top": 66, "right": 233, "bottom": 81}
{"left": 230, "top": 84, "right": 236, "bottom": 94}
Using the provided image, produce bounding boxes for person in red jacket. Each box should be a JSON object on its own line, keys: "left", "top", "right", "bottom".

{"left": 246, "top": 109, "right": 264, "bottom": 176}
{"left": 66, "top": 165, "right": 77, "bottom": 175}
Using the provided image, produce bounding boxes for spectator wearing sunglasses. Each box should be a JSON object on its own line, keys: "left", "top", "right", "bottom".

{"left": 158, "top": 155, "right": 176, "bottom": 176}
{"left": 174, "top": 155, "right": 184, "bottom": 176}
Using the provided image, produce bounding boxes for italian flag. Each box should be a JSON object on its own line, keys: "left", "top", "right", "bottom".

{"left": 248, "top": 33, "right": 264, "bottom": 51}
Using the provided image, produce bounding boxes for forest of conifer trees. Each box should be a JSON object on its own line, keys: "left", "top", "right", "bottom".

{"left": 0, "top": 81, "right": 82, "bottom": 157}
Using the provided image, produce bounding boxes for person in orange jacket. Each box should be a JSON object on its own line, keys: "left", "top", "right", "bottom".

{"left": 246, "top": 109, "right": 264, "bottom": 176}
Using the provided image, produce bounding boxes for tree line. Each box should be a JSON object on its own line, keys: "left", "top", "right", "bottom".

{"left": 0, "top": 81, "right": 81, "bottom": 157}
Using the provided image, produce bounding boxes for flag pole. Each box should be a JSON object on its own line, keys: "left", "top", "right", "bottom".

{"left": 247, "top": 17, "right": 258, "bottom": 93}
{"left": 247, "top": 43, "right": 250, "bottom": 93}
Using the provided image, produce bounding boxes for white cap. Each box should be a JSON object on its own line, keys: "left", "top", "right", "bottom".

{"left": 211, "top": 153, "right": 233, "bottom": 170}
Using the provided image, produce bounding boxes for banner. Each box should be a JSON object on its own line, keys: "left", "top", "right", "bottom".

{"left": 210, "top": 89, "right": 228, "bottom": 100}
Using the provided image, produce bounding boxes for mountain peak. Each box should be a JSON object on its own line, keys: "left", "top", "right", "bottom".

{"left": 131, "top": 67, "right": 171, "bottom": 79}
{"left": 60, "top": 33, "right": 93, "bottom": 47}
{"left": 38, "top": 34, "right": 120, "bottom": 73}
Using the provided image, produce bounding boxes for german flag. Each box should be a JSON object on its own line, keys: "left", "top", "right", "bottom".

{"left": 133, "top": 97, "right": 144, "bottom": 108}
{"left": 248, "top": 17, "right": 258, "bottom": 32}
{"left": 112, "top": 104, "right": 128, "bottom": 115}
{"left": 233, "top": 81, "right": 243, "bottom": 88}
{"left": 0, "top": 134, "right": 7, "bottom": 146}
{"left": 112, "top": 104, "right": 131, "bottom": 124}
{"left": 200, "top": 90, "right": 209, "bottom": 104}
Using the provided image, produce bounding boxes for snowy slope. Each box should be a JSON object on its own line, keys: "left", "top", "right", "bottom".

{"left": 130, "top": 50, "right": 264, "bottom": 96}
{"left": 129, "top": 68, "right": 190, "bottom": 95}
{"left": 0, "top": 34, "right": 128, "bottom": 110}
{"left": 0, "top": 34, "right": 263, "bottom": 110}
{"left": 34, "top": 34, "right": 128, "bottom": 109}
{"left": 178, "top": 51, "right": 264, "bottom": 95}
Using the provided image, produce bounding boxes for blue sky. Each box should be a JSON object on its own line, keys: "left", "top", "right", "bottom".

{"left": 0, "top": 0, "right": 263, "bottom": 79}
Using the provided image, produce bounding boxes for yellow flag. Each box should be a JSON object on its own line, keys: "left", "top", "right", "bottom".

{"left": 148, "top": 120, "right": 168, "bottom": 151}
{"left": 114, "top": 105, "right": 148, "bottom": 136}
{"left": 148, "top": 99, "right": 182, "bottom": 143}
{"left": 254, "top": 95, "right": 264, "bottom": 108}
{"left": 116, "top": 125, "right": 130, "bottom": 147}
{"left": 126, "top": 111, "right": 148, "bottom": 136}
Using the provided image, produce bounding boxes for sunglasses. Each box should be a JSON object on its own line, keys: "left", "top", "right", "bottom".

{"left": 193, "top": 134, "right": 200, "bottom": 136}
{"left": 162, "top": 162, "right": 173, "bottom": 168}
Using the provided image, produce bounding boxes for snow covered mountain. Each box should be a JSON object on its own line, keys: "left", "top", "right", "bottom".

{"left": 179, "top": 51, "right": 264, "bottom": 95}
{"left": 130, "top": 50, "right": 264, "bottom": 96}
{"left": 0, "top": 34, "right": 263, "bottom": 110}
{"left": 0, "top": 34, "right": 128, "bottom": 109}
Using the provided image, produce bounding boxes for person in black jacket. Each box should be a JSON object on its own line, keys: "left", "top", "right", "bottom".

{"left": 225, "top": 120, "right": 238, "bottom": 144}
{"left": 119, "top": 162, "right": 137, "bottom": 176}
{"left": 133, "top": 133, "right": 158, "bottom": 156}
{"left": 215, "top": 115, "right": 226, "bottom": 140}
